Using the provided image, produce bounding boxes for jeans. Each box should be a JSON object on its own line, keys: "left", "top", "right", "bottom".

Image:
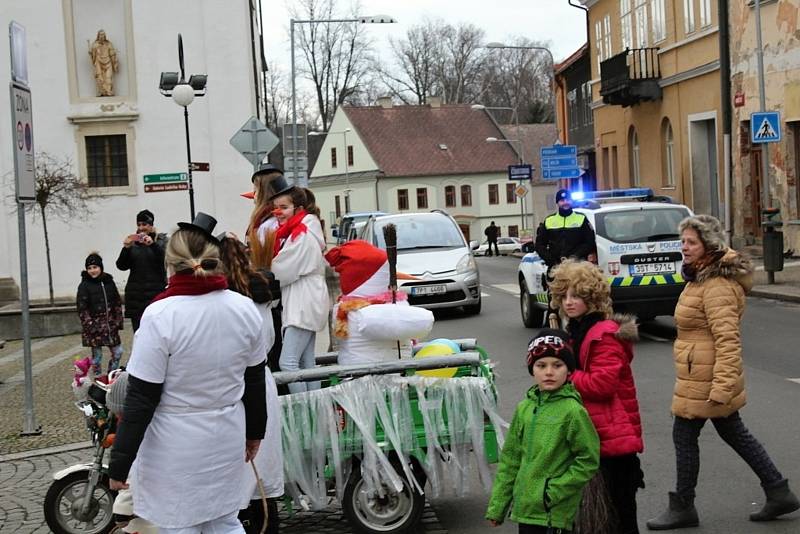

{"left": 280, "top": 326, "right": 320, "bottom": 394}
{"left": 91, "top": 345, "right": 123, "bottom": 375}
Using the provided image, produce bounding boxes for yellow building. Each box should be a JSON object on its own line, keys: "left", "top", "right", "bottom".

{"left": 582, "top": 0, "right": 724, "bottom": 218}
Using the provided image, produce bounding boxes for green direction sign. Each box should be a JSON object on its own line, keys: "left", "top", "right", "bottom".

{"left": 143, "top": 172, "right": 187, "bottom": 184}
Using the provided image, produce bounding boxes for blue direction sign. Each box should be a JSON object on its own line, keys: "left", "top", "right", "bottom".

{"left": 508, "top": 164, "right": 532, "bottom": 181}
{"left": 540, "top": 144, "right": 582, "bottom": 180}
{"left": 751, "top": 111, "right": 782, "bottom": 144}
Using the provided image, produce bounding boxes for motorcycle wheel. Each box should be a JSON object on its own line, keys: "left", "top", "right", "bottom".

{"left": 44, "top": 471, "right": 116, "bottom": 534}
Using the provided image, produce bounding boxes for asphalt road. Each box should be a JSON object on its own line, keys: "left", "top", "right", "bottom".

{"left": 429, "top": 255, "right": 800, "bottom": 534}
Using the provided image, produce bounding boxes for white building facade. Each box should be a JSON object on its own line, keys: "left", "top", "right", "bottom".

{"left": 0, "top": 0, "right": 266, "bottom": 300}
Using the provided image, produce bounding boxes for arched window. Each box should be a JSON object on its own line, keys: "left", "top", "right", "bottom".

{"left": 661, "top": 118, "right": 676, "bottom": 187}
{"left": 628, "top": 126, "right": 641, "bottom": 187}
{"left": 460, "top": 185, "right": 472, "bottom": 206}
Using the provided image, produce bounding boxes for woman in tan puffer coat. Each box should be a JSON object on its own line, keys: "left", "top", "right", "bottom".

{"left": 647, "top": 215, "right": 799, "bottom": 530}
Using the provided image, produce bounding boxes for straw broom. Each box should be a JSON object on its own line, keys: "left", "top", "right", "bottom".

{"left": 382, "top": 224, "right": 402, "bottom": 359}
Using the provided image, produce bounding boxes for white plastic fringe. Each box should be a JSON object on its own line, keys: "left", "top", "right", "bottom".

{"left": 279, "top": 374, "right": 507, "bottom": 509}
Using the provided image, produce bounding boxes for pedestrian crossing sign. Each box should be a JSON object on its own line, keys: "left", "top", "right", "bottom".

{"left": 751, "top": 111, "right": 782, "bottom": 144}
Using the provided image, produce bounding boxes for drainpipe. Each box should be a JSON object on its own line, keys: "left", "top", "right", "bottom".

{"left": 719, "top": 0, "right": 733, "bottom": 244}
{"left": 567, "top": 0, "right": 589, "bottom": 42}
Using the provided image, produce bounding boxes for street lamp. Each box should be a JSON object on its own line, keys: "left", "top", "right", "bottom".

{"left": 290, "top": 15, "right": 396, "bottom": 187}
{"left": 472, "top": 104, "right": 524, "bottom": 162}
{"left": 486, "top": 136, "right": 527, "bottom": 233}
{"left": 309, "top": 128, "right": 352, "bottom": 212}
{"left": 159, "top": 34, "right": 207, "bottom": 220}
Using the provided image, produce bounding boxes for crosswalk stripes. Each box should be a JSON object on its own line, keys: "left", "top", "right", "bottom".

{"left": 788, "top": 378, "right": 800, "bottom": 385}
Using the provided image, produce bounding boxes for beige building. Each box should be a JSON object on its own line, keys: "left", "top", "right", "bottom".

{"left": 729, "top": 0, "right": 800, "bottom": 251}
{"left": 583, "top": 0, "right": 724, "bottom": 218}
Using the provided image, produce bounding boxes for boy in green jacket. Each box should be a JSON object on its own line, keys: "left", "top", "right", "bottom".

{"left": 486, "top": 329, "right": 600, "bottom": 533}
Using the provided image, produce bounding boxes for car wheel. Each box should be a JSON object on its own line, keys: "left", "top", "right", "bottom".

{"left": 464, "top": 298, "right": 481, "bottom": 315}
{"left": 520, "top": 282, "right": 545, "bottom": 328}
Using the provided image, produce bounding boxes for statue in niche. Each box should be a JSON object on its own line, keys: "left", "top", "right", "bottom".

{"left": 88, "top": 30, "right": 119, "bottom": 96}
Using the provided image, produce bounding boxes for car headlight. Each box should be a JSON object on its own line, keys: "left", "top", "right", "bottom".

{"left": 456, "top": 253, "right": 477, "bottom": 274}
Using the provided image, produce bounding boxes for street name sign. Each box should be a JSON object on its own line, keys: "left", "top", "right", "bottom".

{"left": 143, "top": 172, "right": 187, "bottom": 184}
{"left": 508, "top": 164, "right": 532, "bottom": 181}
{"left": 540, "top": 144, "right": 581, "bottom": 180}
{"left": 751, "top": 111, "right": 781, "bottom": 144}
{"left": 145, "top": 183, "right": 189, "bottom": 193}
{"left": 189, "top": 161, "right": 210, "bottom": 172}
{"left": 230, "top": 116, "right": 279, "bottom": 168}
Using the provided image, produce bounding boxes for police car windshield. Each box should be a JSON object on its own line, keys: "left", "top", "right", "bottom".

{"left": 374, "top": 216, "right": 465, "bottom": 250}
{"left": 594, "top": 207, "right": 690, "bottom": 244}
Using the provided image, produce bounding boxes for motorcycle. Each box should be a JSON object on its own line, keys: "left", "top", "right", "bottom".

{"left": 44, "top": 379, "right": 118, "bottom": 534}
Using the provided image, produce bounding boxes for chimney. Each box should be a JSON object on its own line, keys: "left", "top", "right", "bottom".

{"left": 428, "top": 95, "right": 442, "bottom": 108}
{"left": 377, "top": 96, "right": 393, "bottom": 109}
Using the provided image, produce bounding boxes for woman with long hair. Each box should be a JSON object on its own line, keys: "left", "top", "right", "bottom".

{"left": 108, "top": 213, "right": 268, "bottom": 532}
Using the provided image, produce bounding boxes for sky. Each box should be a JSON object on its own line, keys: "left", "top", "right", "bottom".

{"left": 262, "top": 0, "right": 589, "bottom": 75}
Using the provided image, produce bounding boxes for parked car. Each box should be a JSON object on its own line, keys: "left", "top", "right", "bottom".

{"left": 475, "top": 237, "right": 522, "bottom": 256}
{"left": 519, "top": 188, "right": 693, "bottom": 327}
{"left": 360, "top": 211, "right": 482, "bottom": 314}
{"left": 332, "top": 211, "right": 387, "bottom": 245}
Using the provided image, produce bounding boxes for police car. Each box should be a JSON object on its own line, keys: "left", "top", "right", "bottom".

{"left": 519, "top": 188, "right": 693, "bottom": 327}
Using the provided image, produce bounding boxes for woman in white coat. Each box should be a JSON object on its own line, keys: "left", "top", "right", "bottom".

{"left": 109, "top": 213, "right": 269, "bottom": 533}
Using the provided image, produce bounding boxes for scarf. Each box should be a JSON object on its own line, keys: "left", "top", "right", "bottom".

{"left": 681, "top": 249, "right": 726, "bottom": 282}
{"left": 151, "top": 273, "right": 228, "bottom": 303}
{"left": 334, "top": 290, "right": 409, "bottom": 338}
{"left": 567, "top": 312, "right": 605, "bottom": 369}
{"left": 273, "top": 209, "right": 308, "bottom": 257}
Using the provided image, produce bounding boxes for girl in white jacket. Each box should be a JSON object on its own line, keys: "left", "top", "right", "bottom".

{"left": 270, "top": 184, "right": 329, "bottom": 394}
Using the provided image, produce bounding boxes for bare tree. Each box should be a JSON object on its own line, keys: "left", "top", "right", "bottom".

{"left": 436, "top": 22, "right": 487, "bottom": 104}
{"left": 264, "top": 66, "right": 291, "bottom": 128}
{"left": 18, "top": 153, "right": 94, "bottom": 304}
{"left": 291, "top": 0, "right": 375, "bottom": 130}
{"left": 379, "top": 20, "right": 444, "bottom": 104}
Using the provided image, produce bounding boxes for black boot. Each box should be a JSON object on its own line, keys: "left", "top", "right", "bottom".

{"left": 646, "top": 492, "right": 699, "bottom": 530}
{"left": 750, "top": 479, "right": 800, "bottom": 521}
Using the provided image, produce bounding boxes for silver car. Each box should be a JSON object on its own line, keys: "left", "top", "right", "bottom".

{"left": 360, "top": 211, "right": 481, "bottom": 314}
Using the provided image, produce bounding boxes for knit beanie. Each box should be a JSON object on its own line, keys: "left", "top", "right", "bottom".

{"left": 526, "top": 328, "right": 576, "bottom": 374}
{"left": 136, "top": 209, "right": 154, "bottom": 225}
{"left": 555, "top": 189, "right": 571, "bottom": 203}
{"left": 85, "top": 252, "right": 104, "bottom": 271}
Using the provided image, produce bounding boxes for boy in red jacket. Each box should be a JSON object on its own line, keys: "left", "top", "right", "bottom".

{"left": 549, "top": 259, "right": 645, "bottom": 534}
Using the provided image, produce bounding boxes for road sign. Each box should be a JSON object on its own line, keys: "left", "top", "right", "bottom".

{"left": 540, "top": 144, "right": 581, "bottom": 181}
{"left": 230, "top": 116, "right": 279, "bottom": 168}
{"left": 751, "top": 111, "right": 781, "bottom": 144}
{"left": 10, "top": 82, "right": 34, "bottom": 202}
{"left": 145, "top": 183, "right": 189, "bottom": 193}
{"left": 284, "top": 156, "right": 308, "bottom": 172}
{"left": 189, "top": 162, "right": 209, "bottom": 172}
{"left": 508, "top": 164, "right": 532, "bottom": 181}
{"left": 9, "top": 21, "right": 28, "bottom": 86}
{"left": 515, "top": 184, "right": 529, "bottom": 198}
{"left": 143, "top": 172, "right": 187, "bottom": 184}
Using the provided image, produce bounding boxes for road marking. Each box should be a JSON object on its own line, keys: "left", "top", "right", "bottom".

{"left": 481, "top": 292, "right": 490, "bottom": 297}
{"left": 0, "top": 343, "right": 83, "bottom": 395}
{"left": 639, "top": 332, "right": 672, "bottom": 343}
{"left": 788, "top": 378, "right": 800, "bottom": 385}
{"left": 490, "top": 284, "right": 520, "bottom": 296}
{"left": 0, "top": 337, "right": 61, "bottom": 366}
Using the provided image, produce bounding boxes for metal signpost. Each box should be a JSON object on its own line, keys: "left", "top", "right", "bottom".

{"left": 9, "top": 21, "right": 40, "bottom": 436}
{"left": 230, "top": 116, "right": 279, "bottom": 171}
{"left": 540, "top": 144, "right": 581, "bottom": 180}
{"left": 282, "top": 123, "right": 308, "bottom": 185}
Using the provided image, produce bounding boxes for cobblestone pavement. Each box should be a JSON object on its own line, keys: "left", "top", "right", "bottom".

{"left": 0, "top": 445, "right": 446, "bottom": 534}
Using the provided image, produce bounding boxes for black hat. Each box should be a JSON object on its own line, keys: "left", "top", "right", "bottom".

{"left": 85, "top": 252, "right": 104, "bottom": 271}
{"left": 555, "top": 189, "right": 571, "bottom": 203}
{"left": 526, "top": 328, "right": 576, "bottom": 374}
{"left": 267, "top": 174, "right": 296, "bottom": 201}
{"left": 177, "top": 212, "right": 220, "bottom": 244}
{"left": 251, "top": 163, "right": 283, "bottom": 183}
{"left": 136, "top": 209, "right": 155, "bottom": 224}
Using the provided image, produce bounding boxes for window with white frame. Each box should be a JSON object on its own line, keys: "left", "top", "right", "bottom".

{"left": 699, "top": 0, "right": 712, "bottom": 27}
{"left": 634, "top": 0, "right": 648, "bottom": 47}
{"left": 603, "top": 16, "right": 612, "bottom": 60}
{"left": 651, "top": 0, "right": 666, "bottom": 42}
{"left": 595, "top": 15, "right": 613, "bottom": 72}
{"left": 621, "top": 0, "right": 633, "bottom": 50}
{"left": 662, "top": 118, "right": 676, "bottom": 187}
{"left": 684, "top": 0, "right": 696, "bottom": 34}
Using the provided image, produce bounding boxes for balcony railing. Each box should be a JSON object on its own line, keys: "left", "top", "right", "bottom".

{"left": 600, "top": 48, "right": 662, "bottom": 107}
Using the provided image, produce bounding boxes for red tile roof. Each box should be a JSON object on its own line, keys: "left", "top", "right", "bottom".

{"left": 343, "top": 103, "right": 520, "bottom": 178}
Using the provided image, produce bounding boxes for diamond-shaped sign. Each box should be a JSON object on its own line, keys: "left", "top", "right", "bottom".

{"left": 230, "top": 116, "right": 280, "bottom": 168}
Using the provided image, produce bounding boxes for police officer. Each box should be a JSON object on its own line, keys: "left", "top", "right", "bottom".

{"left": 534, "top": 189, "right": 596, "bottom": 270}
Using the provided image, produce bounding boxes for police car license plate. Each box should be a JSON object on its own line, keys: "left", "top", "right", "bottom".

{"left": 412, "top": 285, "right": 447, "bottom": 295}
{"left": 629, "top": 262, "right": 676, "bottom": 275}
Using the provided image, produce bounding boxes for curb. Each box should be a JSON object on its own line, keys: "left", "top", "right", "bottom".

{"left": 749, "top": 289, "right": 800, "bottom": 304}
{"left": 0, "top": 440, "right": 92, "bottom": 462}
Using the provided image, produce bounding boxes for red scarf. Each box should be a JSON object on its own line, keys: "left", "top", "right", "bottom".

{"left": 151, "top": 273, "right": 228, "bottom": 303}
{"left": 273, "top": 209, "right": 308, "bottom": 257}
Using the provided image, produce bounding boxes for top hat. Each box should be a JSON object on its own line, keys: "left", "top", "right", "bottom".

{"left": 177, "top": 212, "right": 220, "bottom": 244}
{"left": 267, "top": 174, "right": 296, "bottom": 201}
{"left": 251, "top": 163, "right": 283, "bottom": 183}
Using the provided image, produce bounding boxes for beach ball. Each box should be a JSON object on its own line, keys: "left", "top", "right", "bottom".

{"left": 414, "top": 338, "right": 460, "bottom": 378}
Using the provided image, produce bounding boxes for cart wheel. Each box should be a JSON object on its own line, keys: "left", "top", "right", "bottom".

{"left": 343, "top": 461, "right": 425, "bottom": 534}
{"left": 43, "top": 471, "right": 116, "bottom": 534}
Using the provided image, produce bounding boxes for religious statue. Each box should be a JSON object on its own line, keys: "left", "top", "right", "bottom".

{"left": 88, "top": 30, "right": 119, "bottom": 96}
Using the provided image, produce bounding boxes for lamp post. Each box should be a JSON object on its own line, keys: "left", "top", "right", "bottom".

{"left": 487, "top": 136, "right": 526, "bottom": 233}
{"left": 159, "top": 34, "right": 207, "bottom": 220}
{"left": 310, "top": 128, "right": 352, "bottom": 212}
{"left": 290, "top": 15, "right": 396, "bottom": 187}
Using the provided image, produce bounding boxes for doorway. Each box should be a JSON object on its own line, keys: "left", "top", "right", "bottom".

{"left": 689, "top": 114, "right": 719, "bottom": 217}
{"left": 459, "top": 223, "right": 471, "bottom": 242}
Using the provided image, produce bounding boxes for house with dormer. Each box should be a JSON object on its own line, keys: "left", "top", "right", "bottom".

{"left": 309, "top": 97, "right": 557, "bottom": 244}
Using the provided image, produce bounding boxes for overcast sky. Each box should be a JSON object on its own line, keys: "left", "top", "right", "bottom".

{"left": 262, "top": 0, "right": 588, "bottom": 73}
